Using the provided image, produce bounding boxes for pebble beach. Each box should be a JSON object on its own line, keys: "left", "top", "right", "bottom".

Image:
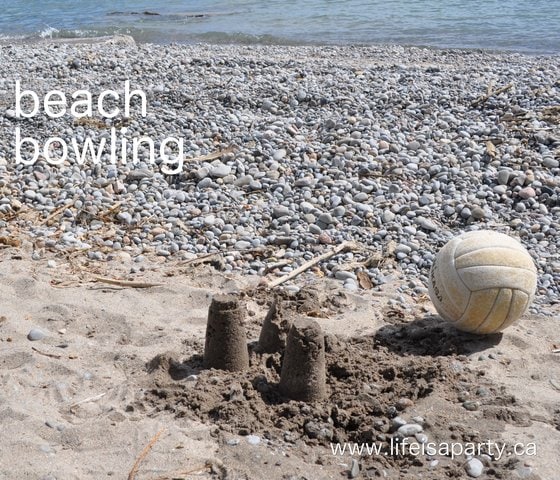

{"left": 1, "top": 37, "right": 559, "bottom": 304}
{"left": 0, "top": 37, "right": 559, "bottom": 480}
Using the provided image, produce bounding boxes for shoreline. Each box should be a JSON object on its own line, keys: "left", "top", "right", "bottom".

{"left": 1, "top": 33, "right": 559, "bottom": 58}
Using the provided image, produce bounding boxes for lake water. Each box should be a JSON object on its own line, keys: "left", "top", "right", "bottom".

{"left": 1, "top": 0, "right": 559, "bottom": 54}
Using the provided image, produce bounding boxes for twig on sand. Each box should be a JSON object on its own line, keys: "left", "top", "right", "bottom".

{"left": 92, "top": 276, "right": 162, "bottom": 288}
{"left": 69, "top": 392, "right": 106, "bottom": 412}
{"left": 31, "top": 346, "right": 62, "bottom": 359}
{"left": 99, "top": 201, "right": 123, "bottom": 220}
{"left": 128, "top": 429, "right": 165, "bottom": 480}
{"left": 177, "top": 251, "right": 222, "bottom": 266}
{"left": 471, "top": 82, "right": 514, "bottom": 107}
{"left": 40, "top": 204, "right": 68, "bottom": 225}
{"left": 265, "top": 241, "right": 360, "bottom": 289}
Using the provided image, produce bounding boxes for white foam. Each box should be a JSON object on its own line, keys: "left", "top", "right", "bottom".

{"left": 39, "top": 26, "right": 60, "bottom": 39}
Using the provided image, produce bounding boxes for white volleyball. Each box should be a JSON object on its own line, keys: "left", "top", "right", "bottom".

{"left": 428, "top": 230, "right": 537, "bottom": 334}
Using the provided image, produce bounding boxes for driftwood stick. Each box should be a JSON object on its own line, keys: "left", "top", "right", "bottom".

{"left": 471, "top": 82, "right": 514, "bottom": 107}
{"left": 183, "top": 145, "right": 236, "bottom": 163}
{"left": 100, "top": 201, "right": 123, "bottom": 217}
{"left": 41, "top": 204, "right": 68, "bottom": 225}
{"left": 69, "top": 392, "right": 106, "bottom": 410}
{"left": 177, "top": 251, "right": 222, "bottom": 266}
{"left": 92, "top": 276, "right": 162, "bottom": 288}
{"left": 128, "top": 429, "right": 165, "bottom": 480}
{"left": 31, "top": 346, "right": 62, "bottom": 359}
{"left": 266, "top": 241, "right": 359, "bottom": 288}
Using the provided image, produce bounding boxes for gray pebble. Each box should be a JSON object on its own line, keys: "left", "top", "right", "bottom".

{"left": 333, "top": 206, "right": 346, "bottom": 217}
{"left": 335, "top": 271, "right": 357, "bottom": 281}
{"left": 382, "top": 210, "right": 395, "bottom": 223}
{"left": 497, "top": 170, "right": 510, "bottom": 185}
{"left": 542, "top": 157, "right": 559, "bottom": 168}
{"left": 391, "top": 416, "right": 407, "bottom": 429}
{"left": 471, "top": 206, "right": 486, "bottom": 219}
{"left": 126, "top": 169, "right": 153, "bottom": 181}
{"left": 28, "top": 328, "right": 47, "bottom": 341}
{"left": 198, "top": 177, "right": 213, "bottom": 188}
{"left": 209, "top": 162, "right": 232, "bottom": 178}
{"left": 349, "top": 459, "right": 360, "bottom": 478}
{"left": 273, "top": 206, "right": 291, "bottom": 218}
{"left": 117, "top": 212, "right": 133, "bottom": 225}
{"left": 273, "top": 149, "right": 287, "bottom": 161}
{"left": 416, "top": 216, "right": 437, "bottom": 231}
{"left": 395, "top": 244, "right": 412, "bottom": 255}
{"left": 344, "top": 281, "right": 359, "bottom": 292}
{"left": 463, "top": 400, "right": 480, "bottom": 411}
{"left": 318, "top": 212, "right": 335, "bottom": 225}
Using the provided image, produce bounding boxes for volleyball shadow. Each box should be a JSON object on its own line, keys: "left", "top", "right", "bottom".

{"left": 373, "top": 314, "right": 503, "bottom": 357}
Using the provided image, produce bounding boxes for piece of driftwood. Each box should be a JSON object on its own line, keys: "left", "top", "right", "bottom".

{"left": 0, "top": 236, "right": 21, "bottom": 247}
{"left": 31, "top": 346, "right": 62, "bottom": 359}
{"left": 471, "top": 83, "right": 514, "bottom": 107}
{"left": 41, "top": 204, "right": 68, "bottom": 225}
{"left": 92, "top": 276, "right": 162, "bottom": 288}
{"left": 184, "top": 145, "right": 237, "bottom": 163}
{"left": 99, "top": 202, "right": 123, "bottom": 220}
{"left": 177, "top": 251, "right": 222, "bottom": 266}
{"left": 128, "top": 429, "right": 165, "bottom": 480}
{"left": 266, "top": 241, "right": 358, "bottom": 288}
{"left": 69, "top": 392, "right": 106, "bottom": 411}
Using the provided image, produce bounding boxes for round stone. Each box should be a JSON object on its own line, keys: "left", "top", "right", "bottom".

{"left": 27, "top": 328, "right": 47, "bottom": 341}
{"left": 465, "top": 458, "right": 484, "bottom": 478}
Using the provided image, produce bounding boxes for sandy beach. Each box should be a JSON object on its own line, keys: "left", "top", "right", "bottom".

{"left": 0, "top": 37, "right": 559, "bottom": 479}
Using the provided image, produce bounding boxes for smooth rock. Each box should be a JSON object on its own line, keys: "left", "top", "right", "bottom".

{"left": 397, "top": 424, "right": 423, "bottom": 437}
{"left": 209, "top": 162, "right": 232, "bottom": 178}
{"left": 465, "top": 458, "right": 484, "bottom": 478}
{"left": 273, "top": 206, "right": 291, "bottom": 218}
{"left": 416, "top": 217, "right": 438, "bottom": 231}
{"left": 497, "top": 170, "right": 510, "bottom": 185}
{"left": 246, "top": 434, "right": 261, "bottom": 445}
{"left": 335, "top": 271, "right": 357, "bottom": 281}
{"left": 28, "top": 328, "right": 47, "bottom": 341}
{"left": 518, "top": 187, "right": 536, "bottom": 199}
{"left": 350, "top": 459, "right": 360, "bottom": 478}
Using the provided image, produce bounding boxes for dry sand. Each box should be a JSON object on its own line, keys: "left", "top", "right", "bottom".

{"left": 0, "top": 241, "right": 558, "bottom": 480}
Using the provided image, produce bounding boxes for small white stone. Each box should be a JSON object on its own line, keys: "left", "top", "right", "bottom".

{"left": 397, "top": 424, "right": 423, "bottom": 437}
{"left": 465, "top": 458, "right": 484, "bottom": 478}
{"left": 246, "top": 435, "right": 261, "bottom": 445}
